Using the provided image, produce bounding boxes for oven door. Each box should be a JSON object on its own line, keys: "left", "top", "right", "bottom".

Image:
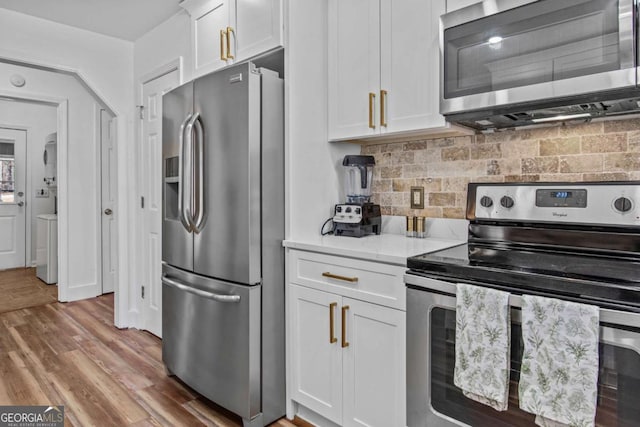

{"left": 439, "top": 0, "right": 637, "bottom": 115}
{"left": 406, "top": 275, "right": 640, "bottom": 427}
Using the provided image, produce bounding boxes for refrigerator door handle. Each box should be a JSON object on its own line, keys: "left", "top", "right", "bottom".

{"left": 162, "top": 275, "right": 241, "bottom": 303}
{"left": 192, "top": 114, "right": 206, "bottom": 234}
{"left": 178, "top": 113, "right": 194, "bottom": 232}
{"left": 184, "top": 113, "right": 200, "bottom": 231}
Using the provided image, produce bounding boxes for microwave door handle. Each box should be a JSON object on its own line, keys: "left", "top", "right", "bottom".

{"left": 618, "top": 0, "right": 635, "bottom": 70}
{"left": 192, "top": 115, "right": 206, "bottom": 234}
{"left": 178, "top": 113, "right": 193, "bottom": 232}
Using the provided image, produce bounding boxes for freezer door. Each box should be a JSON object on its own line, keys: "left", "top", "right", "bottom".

{"left": 162, "top": 82, "right": 194, "bottom": 270}
{"left": 161, "top": 263, "right": 261, "bottom": 420}
{"left": 193, "top": 63, "right": 262, "bottom": 285}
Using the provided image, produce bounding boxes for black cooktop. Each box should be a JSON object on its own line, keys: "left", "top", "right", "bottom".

{"left": 407, "top": 243, "right": 640, "bottom": 312}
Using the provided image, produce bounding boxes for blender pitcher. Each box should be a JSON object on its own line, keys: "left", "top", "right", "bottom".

{"left": 343, "top": 155, "right": 375, "bottom": 204}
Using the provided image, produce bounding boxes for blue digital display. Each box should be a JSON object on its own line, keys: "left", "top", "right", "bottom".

{"left": 551, "top": 191, "right": 572, "bottom": 198}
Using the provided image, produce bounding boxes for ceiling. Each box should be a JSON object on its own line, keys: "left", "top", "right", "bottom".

{"left": 0, "top": 0, "right": 182, "bottom": 41}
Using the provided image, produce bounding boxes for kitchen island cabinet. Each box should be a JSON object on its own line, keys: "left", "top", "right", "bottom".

{"left": 181, "top": 0, "right": 282, "bottom": 78}
{"left": 328, "top": 0, "right": 455, "bottom": 141}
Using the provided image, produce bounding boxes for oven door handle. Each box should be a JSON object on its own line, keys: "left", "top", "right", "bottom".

{"left": 404, "top": 273, "right": 640, "bottom": 329}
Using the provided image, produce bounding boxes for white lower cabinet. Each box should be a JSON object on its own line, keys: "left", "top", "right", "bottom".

{"left": 342, "top": 297, "right": 405, "bottom": 427}
{"left": 289, "top": 285, "right": 344, "bottom": 424}
{"left": 288, "top": 251, "right": 406, "bottom": 427}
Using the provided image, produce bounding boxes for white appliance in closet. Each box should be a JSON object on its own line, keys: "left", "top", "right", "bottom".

{"left": 36, "top": 214, "right": 57, "bottom": 284}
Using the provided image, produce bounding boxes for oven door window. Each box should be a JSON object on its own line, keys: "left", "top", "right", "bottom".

{"left": 443, "top": 0, "right": 629, "bottom": 99}
{"left": 431, "top": 307, "right": 640, "bottom": 426}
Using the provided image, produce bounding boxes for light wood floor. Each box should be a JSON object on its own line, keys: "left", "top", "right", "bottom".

{"left": 0, "top": 267, "right": 57, "bottom": 314}
{"left": 0, "top": 292, "right": 299, "bottom": 426}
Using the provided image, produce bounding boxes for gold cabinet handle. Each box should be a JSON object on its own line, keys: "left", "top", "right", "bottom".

{"left": 329, "top": 302, "right": 338, "bottom": 344}
{"left": 368, "top": 92, "right": 376, "bottom": 129}
{"left": 341, "top": 305, "right": 350, "bottom": 348}
{"left": 220, "top": 30, "right": 227, "bottom": 61}
{"left": 322, "top": 272, "right": 358, "bottom": 283}
{"left": 226, "top": 26, "right": 235, "bottom": 60}
{"left": 380, "top": 89, "right": 388, "bottom": 127}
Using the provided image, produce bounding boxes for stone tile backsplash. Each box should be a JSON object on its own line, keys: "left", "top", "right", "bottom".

{"left": 361, "top": 118, "right": 640, "bottom": 219}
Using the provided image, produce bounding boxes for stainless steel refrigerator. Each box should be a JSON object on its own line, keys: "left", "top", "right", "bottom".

{"left": 161, "top": 62, "right": 284, "bottom": 427}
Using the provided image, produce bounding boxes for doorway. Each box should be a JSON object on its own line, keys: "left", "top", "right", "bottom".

{"left": 0, "top": 128, "right": 26, "bottom": 270}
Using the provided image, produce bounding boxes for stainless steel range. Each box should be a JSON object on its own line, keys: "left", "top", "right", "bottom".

{"left": 405, "top": 181, "right": 640, "bottom": 427}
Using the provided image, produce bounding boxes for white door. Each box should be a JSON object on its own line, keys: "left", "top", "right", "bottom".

{"left": 342, "top": 298, "right": 406, "bottom": 427}
{"left": 328, "top": 0, "right": 381, "bottom": 140}
{"left": 101, "top": 110, "right": 117, "bottom": 293}
{"left": 141, "top": 69, "right": 180, "bottom": 337}
{"left": 289, "top": 284, "right": 343, "bottom": 425}
{"left": 0, "top": 128, "right": 27, "bottom": 270}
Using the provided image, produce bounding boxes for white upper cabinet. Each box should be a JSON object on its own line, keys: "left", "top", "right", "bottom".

{"left": 328, "top": 0, "right": 449, "bottom": 141}
{"left": 446, "top": 0, "right": 481, "bottom": 13}
{"left": 186, "top": 0, "right": 230, "bottom": 76}
{"left": 235, "top": 0, "right": 282, "bottom": 62}
{"left": 328, "top": 0, "right": 381, "bottom": 139}
{"left": 182, "top": 0, "right": 283, "bottom": 78}
{"left": 380, "top": 0, "right": 446, "bottom": 134}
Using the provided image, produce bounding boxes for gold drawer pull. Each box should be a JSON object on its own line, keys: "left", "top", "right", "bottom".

{"left": 226, "top": 26, "right": 235, "bottom": 60}
{"left": 341, "top": 305, "right": 349, "bottom": 348}
{"left": 322, "top": 272, "right": 358, "bottom": 283}
{"left": 220, "top": 30, "right": 227, "bottom": 61}
{"left": 329, "top": 302, "right": 338, "bottom": 344}
{"left": 380, "top": 89, "right": 388, "bottom": 127}
{"left": 368, "top": 92, "right": 376, "bottom": 129}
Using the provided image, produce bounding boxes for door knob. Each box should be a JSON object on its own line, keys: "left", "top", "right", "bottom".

{"left": 17, "top": 201, "right": 24, "bottom": 207}
{"left": 17, "top": 191, "right": 24, "bottom": 197}
{"left": 104, "top": 208, "right": 113, "bottom": 215}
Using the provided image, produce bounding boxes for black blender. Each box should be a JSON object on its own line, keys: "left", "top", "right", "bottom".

{"left": 333, "top": 155, "right": 381, "bottom": 237}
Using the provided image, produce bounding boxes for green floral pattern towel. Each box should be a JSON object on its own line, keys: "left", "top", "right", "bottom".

{"left": 519, "top": 295, "right": 599, "bottom": 427}
{"left": 454, "top": 283, "right": 511, "bottom": 411}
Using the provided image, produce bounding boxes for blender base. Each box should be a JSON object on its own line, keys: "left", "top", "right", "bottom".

{"left": 333, "top": 203, "right": 382, "bottom": 237}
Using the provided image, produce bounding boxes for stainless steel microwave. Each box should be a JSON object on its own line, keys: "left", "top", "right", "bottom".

{"left": 440, "top": 0, "right": 640, "bottom": 130}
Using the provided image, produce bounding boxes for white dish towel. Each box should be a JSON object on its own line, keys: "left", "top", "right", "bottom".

{"left": 454, "top": 283, "right": 511, "bottom": 411}
{"left": 519, "top": 295, "right": 600, "bottom": 427}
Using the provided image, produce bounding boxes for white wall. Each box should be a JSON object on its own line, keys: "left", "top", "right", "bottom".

{"left": 135, "top": 12, "right": 192, "bottom": 84}
{"left": 0, "top": 7, "right": 134, "bottom": 326}
{"left": 0, "top": 100, "right": 57, "bottom": 264}
{"left": 0, "top": 8, "right": 133, "bottom": 115}
{"left": 286, "top": 0, "right": 359, "bottom": 241}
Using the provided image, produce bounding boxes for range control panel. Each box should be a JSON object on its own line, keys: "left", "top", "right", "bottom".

{"left": 535, "top": 189, "right": 588, "bottom": 208}
{"left": 470, "top": 182, "right": 640, "bottom": 226}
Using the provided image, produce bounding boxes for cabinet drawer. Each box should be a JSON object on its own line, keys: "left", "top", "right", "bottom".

{"left": 289, "top": 250, "right": 406, "bottom": 310}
